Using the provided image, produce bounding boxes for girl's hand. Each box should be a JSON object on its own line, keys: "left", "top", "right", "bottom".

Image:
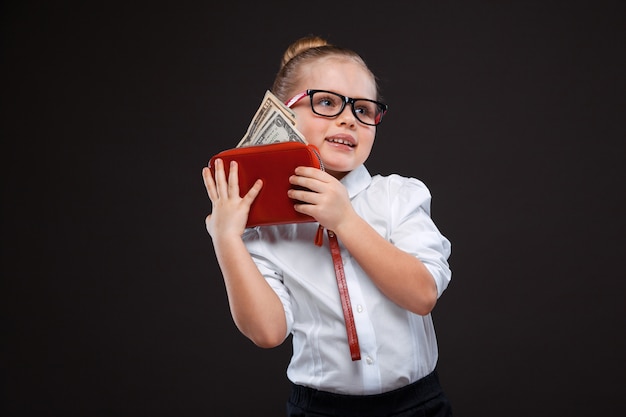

{"left": 288, "top": 166, "right": 354, "bottom": 231}
{"left": 202, "top": 159, "right": 262, "bottom": 239}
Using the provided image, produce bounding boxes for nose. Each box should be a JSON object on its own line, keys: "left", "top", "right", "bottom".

{"left": 336, "top": 102, "right": 357, "bottom": 126}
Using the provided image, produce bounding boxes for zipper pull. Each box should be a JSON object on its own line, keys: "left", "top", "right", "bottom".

{"left": 314, "top": 224, "right": 324, "bottom": 246}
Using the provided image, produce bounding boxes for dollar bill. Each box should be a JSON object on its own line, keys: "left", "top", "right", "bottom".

{"left": 251, "top": 110, "right": 307, "bottom": 145}
{"left": 236, "top": 90, "right": 307, "bottom": 147}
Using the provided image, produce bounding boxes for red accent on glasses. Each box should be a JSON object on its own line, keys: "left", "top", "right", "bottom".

{"left": 285, "top": 91, "right": 309, "bottom": 108}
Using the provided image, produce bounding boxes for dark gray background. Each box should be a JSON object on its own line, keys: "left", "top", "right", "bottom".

{"left": 2, "top": 1, "right": 624, "bottom": 416}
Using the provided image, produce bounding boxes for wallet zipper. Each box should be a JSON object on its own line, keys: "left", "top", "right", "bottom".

{"left": 310, "top": 146, "right": 324, "bottom": 172}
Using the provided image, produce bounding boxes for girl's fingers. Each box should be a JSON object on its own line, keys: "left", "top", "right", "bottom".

{"left": 228, "top": 160, "right": 240, "bottom": 196}
{"left": 212, "top": 158, "right": 229, "bottom": 196}
{"left": 204, "top": 159, "right": 246, "bottom": 203}
{"left": 294, "top": 165, "right": 329, "bottom": 180}
{"left": 202, "top": 166, "right": 218, "bottom": 201}
{"left": 243, "top": 179, "right": 263, "bottom": 205}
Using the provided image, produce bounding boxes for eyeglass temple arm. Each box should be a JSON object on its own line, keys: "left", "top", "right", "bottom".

{"left": 284, "top": 91, "right": 309, "bottom": 108}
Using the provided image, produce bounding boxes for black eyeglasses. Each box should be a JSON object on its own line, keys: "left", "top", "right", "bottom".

{"left": 285, "top": 89, "right": 388, "bottom": 126}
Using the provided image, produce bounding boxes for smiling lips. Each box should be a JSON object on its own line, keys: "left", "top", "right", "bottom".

{"left": 327, "top": 135, "right": 356, "bottom": 147}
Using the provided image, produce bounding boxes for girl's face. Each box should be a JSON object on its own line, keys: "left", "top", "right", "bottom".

{"left": 288, "top": 57, "right": 378, "bottom": 179}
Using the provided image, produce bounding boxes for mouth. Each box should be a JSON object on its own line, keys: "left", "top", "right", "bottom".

{"left": 326, "top": 136, "right": 356, "bottom": 147}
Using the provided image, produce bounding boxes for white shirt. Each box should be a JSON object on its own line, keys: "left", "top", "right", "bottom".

{"left": 242, "top": 164, "right": 452, "bottom": 395}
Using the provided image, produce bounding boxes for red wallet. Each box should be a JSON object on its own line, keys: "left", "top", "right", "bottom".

{"left": 208, "top": 142, "right": 323, "bottom": 227}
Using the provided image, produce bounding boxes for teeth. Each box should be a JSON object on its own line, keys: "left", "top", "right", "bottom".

{"left": 328, "top": 138, "right": 354, "bottom": 146}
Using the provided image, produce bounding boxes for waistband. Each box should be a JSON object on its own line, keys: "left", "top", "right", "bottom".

{"left": 288, "top": 370, "right": 443, "bottom": 416}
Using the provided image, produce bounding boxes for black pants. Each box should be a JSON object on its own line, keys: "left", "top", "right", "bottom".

{"left": 286, "top": 369, "right": 453, "bottom": 417}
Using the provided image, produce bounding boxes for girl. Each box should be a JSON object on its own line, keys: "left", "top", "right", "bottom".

{"left": 202, "top": 35, "right": 453, "bottom": 417}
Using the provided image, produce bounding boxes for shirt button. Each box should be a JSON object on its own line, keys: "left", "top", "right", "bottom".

{"left": 365, "top": 355, "right": 374, "bottom": 365}
{"left": 356, "top": 304, "right": 363, "bottom": 313}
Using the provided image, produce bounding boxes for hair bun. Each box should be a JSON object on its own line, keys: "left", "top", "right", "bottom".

{"left": 280, "top": 35, "right": 330, "bottom": 69}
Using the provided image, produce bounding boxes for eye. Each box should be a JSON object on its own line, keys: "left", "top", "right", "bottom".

{"left": 316, "top": 93, "right": 340, "bottom": 109}
{"left": 354, "top": 101, "right": 376, "bottom": 116}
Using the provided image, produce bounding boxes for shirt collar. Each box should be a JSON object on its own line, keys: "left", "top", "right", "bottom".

{"left": 340, "top": 165, "right": 372, "bottom": 199}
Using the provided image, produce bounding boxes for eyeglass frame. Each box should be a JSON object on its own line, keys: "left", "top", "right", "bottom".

{"left": 284, "top": 89, "right": 388, "bottom": 126}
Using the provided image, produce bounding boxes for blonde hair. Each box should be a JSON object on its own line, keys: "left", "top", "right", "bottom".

{"left": 271, "top": 35, "right": 380, "bottom": 102}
